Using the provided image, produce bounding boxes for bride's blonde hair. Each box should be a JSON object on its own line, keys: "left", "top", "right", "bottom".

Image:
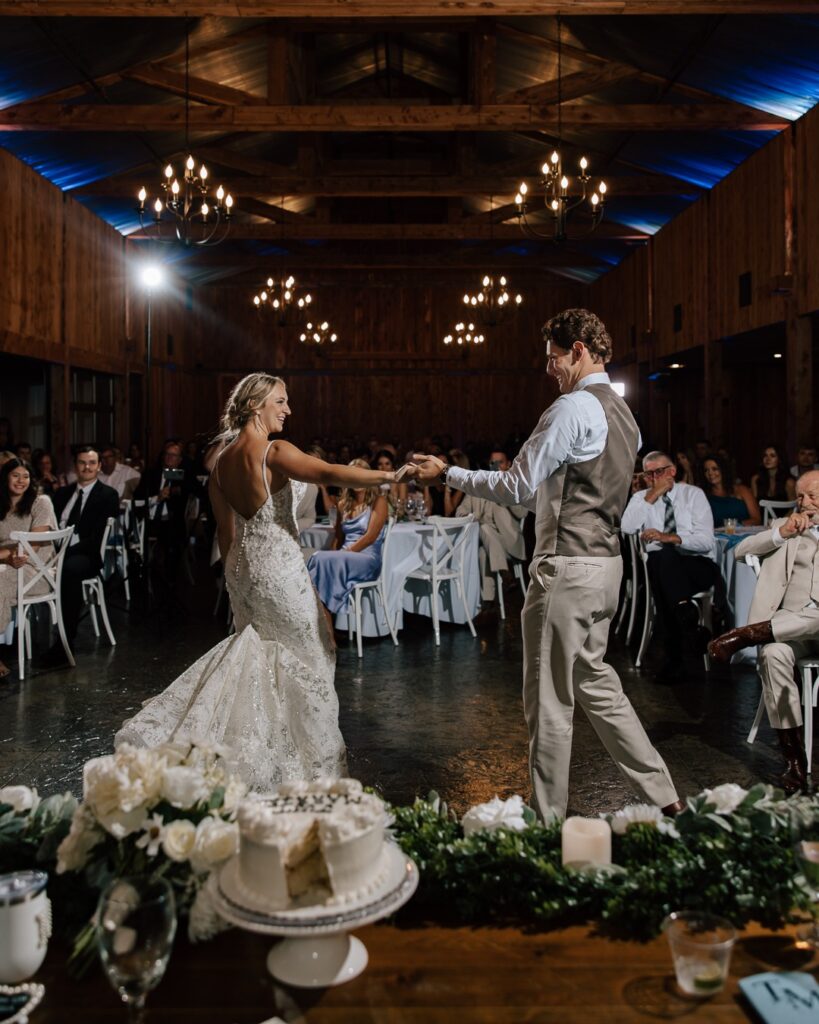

{"left": 217, "top": 373, "right": 285, "bottom": 441}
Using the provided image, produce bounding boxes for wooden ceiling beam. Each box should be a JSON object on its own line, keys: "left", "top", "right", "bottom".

{"left": 128, "top": 220, "right": 648, "bottom": 240}
{"left": 76, "top": 172, "right": 699, "bottom": 197}
{"left": 154, "top": 250, "right": 605, "bottom": 270}
{"left": 123, "top": 65, "right": 266, "bottom": 107}
{"left": 1, "top": 3, "right": 816, "bottom": 16}
{"left": 0, "top": 102, "right": 788, "bottom": 132}
{"left": 500, "top": 63, "right": 641, "bottom": 105}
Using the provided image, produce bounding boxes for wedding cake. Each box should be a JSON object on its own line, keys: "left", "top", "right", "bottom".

{"left": 235, "top": 778, "right": 389, "bottom": 911}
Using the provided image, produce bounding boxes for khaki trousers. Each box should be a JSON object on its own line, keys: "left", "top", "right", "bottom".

{"left": 759, "top": 608, "right": 819, "bottom": 728}
{"left": 522, "top": 553, "right": 679, "bottom": 818}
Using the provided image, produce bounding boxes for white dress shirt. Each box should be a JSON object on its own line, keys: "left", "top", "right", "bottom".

{"left": 621, "top": 481, "right": 716, "bottom": 559}
{"left": 59, "top": 480, "right": 97, "bottom": 545}
{"left": 99, "top": 462, "right": 140, "bottom": 499}
{"left": 445, "top": 372, "right": 614, "bottom": 513}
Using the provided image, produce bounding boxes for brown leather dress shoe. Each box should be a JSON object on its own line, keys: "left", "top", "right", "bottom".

{"left": 776, "top": 726, "right": 808, "bottom": 795}
{"left": 707, "top": 621, "right": 774, "bottom": 663}
{"left": 661, "top": 799, "right": 686, "bottom": 816}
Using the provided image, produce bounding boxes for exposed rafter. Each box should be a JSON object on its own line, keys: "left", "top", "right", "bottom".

{"left": 0, "top": 102, "right": 789, "bottom": 132}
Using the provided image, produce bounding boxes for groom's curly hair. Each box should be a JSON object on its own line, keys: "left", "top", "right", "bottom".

{"left": 542, "top": 308, "right": 613, "bottom": 364}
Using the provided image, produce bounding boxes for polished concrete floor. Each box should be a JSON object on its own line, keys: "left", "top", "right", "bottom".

{"left": 0, "top": 565, "right": 784, "bottom": 815}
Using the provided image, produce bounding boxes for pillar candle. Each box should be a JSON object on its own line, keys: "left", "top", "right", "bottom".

{"left": 561, "top": 816, "right": 612, "bottom": 867}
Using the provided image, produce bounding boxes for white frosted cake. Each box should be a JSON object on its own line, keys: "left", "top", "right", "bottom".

{"left": 235, "top": 778, "right": 389, "bottom": 911}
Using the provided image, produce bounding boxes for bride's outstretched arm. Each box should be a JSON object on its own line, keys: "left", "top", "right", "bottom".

{"left": 268, "top": 440, "right": 408, "bottom": 488}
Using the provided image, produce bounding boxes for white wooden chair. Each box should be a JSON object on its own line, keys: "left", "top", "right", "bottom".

{"left": 615, "top": 532, "right": 639, "bottom": 638}
{"left": 759, "top": 499, "right": 796, "bottom": 525}
{"left": 103, "top": 501, "right": 131, "bottom": 602}
{"left": 405, "top": 515, "right": 477, "bottom": 646}
{"left": 634, "top": 537, "right": 713, "bottom": 670}
{"left": 81, "top": 516, "right": 117, "bottom": 646}
{"left": 9, "top": 526, "right": 75, "bottom": 680}
{"left": 494, "top": 513, "right": 529, "bottom": 621}
{"left": 743, "top": 554, "right": 819, "bottom": 788}
{"left": 346, "top": 517, "right": 399, "bottom": 658}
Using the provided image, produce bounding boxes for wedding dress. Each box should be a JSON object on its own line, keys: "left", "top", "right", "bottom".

{"left": 116, "top": 441, "right": 347, "bottom": 791}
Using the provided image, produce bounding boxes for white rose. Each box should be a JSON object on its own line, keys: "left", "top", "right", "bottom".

{"left": 190, "top": 817, "right": 239, "bottom": 873}
{"left": 161, "top": 766, "right": 210, "bottom": 809}
{"left": 221, "top": 777, "right": 248, "bottom": 815}
{"left": 56, "top": 805, "right": 103, "bottom": 874}
{"left": 0, "top": 786, "right": 39, "bottom": 814}
{"left": 84, "top": 747, "right": 164, "bottom": 837}
{"left": 461, "top": 795, "right": 530, "bottom": 837}
{"left": 161, "top": 819, "right": 197, "bottom": 862}
{"left": 703, "top": 783, "right": 747, "bottom": 815}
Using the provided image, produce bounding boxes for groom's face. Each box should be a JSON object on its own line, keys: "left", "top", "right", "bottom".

{"left": 546, "top": 340, "right": 579, "bottom": 393}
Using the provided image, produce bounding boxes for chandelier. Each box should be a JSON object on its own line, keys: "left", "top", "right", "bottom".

{"left": 513, "top": 17, "right": 606, "bottom": 243}
{"left": 136, "top": 25, "right": 233, "bottom": 247}
{"left": 253, "top": 274, "right": 313, "bottom": 326}
{"left": 443, "top": 321, "right": 485, "bottom": 347}
{"left": 299, "top": 320, "right": 338, "bottom": 345}
{"left": 463, "top": 274, "right": 523, "bottom": 327}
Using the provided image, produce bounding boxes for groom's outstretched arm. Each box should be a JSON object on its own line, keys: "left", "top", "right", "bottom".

{"left": 413, "top": 395, "right": 587, "bottom": 512}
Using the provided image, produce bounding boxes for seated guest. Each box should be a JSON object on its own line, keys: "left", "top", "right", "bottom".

{"left": 790, "top": 443, "right": 819, "bottom": 479}
{"left": 125, "top": 442, "right": 145, "bottom": 475}
{"left": 32, "top": 450, "right": 64, "bottom": 497}
{"left": 0, "top": 459, "right": 57, "bottom": 678}
{"left": 621, "top": 450, "right": 720, "bottom": 681}
{"left": 136, "top": 441, "right": 194, "bottom": 576}
{"left": 98, "top": 445, "right": 141, "bottom": 501}
{"left": 701, "top": 454, "right": 761, "bottom": 526}
{"left": 372, "top": 449, "right": 402, "bottom": 509}
{"left": 14, "top": 442, "right": 32, "bottom": 465}
{"left": 0, "top": 452, "right": 15, "bottom": 469}
{"left": 708, "top": 471, "right": 819, "bottom": 792}
{"left": 751, "top": 445, "right": 796, "bottom": 503}
{"left": 423, "top": 451, "right": 450, "bottom": 516}
{"left": 674, "top": 448, "right": 696, "bottom": 485}
{"left": 48, "top": 447, "right": 119, "bottom": 661}
{"left": 456, "top": 451, "right": 527, "bottom": 602}
{"left": 307, "top": 461, "right": 388, "bottom": 631}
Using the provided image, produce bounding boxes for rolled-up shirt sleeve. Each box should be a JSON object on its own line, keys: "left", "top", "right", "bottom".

{"left": 620, "top": 491, "right": 651, "bottom": 535}
{"left": 445, "top": 396, "right": 587, "bottom": 512}
{"left": 677, "top": 486, "right": 715, "bottom": 555}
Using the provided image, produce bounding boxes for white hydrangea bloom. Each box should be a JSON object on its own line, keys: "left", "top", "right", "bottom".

{"left": 461, "top": 795, "right": 530, "bottom": 837}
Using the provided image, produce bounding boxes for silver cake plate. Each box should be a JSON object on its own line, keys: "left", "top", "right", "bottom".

{"left": 207, "top": 841, "right": 418, "bottom": 988}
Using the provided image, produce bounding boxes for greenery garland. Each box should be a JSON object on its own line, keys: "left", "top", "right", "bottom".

{"left": 1, "top": 775, "right": 817, "bottom": 971}
{"left": 391, "top": 785, "right": 819, "bottom": 940}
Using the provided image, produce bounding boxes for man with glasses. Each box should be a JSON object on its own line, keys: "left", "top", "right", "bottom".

{"left": 622, "top": 450, "right": 718, "bottom": 682}
{"left": 412, "top": 309, "right": 683, "bottom": 820}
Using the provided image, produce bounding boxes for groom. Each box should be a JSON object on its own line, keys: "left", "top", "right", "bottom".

{"left": 413, "top": 308, "right": 683, "bottom": 819}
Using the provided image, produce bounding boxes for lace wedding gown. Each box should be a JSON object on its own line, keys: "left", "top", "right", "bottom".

{"left": 116, "top": 442, "right": 347, "bottom": 791}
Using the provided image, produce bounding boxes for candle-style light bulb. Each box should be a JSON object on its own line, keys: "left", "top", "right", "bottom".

{"left": 515, "top": 294, "right": 523, "bottom": 305}
{"left": 305, "top": 294, "right": 312, "bottom": 304}
{"left": 551, "top": 150, "right": 559, "bottom": 164}
{"left": 267, "top": 277, "right": 274, "bottom": 287}
{"left": 186, "top": 155, "right": 195, "bottom": 171}
{"left": 519, "top": 181, "right": 528, "bottom": 195}
{"left": 551, "top": 199, "right": 559, "bottom": 211}
{"left": 164, "top": 164, "right": 173, "bottom": 179}
{"left": 199, "top": 165, "right": 208, "bottom": 180}
{"left": 154, "top": 198, "right": 163, "bottom": 215}
{"left": 171, "top": 179, "right": 180, "bottom": 195}
{"left": 483, "top": 275, "right": 490, "bottom": 287}
{"left": 216, "top": 185, "right": 225, "bottom": 202}
{"left": 514, "top": 192, "right": 523, "bottom": 206}
{"left": 500, "top": 276, "right": 507, "bottom": 286}
{"left": 201, "top": 202, "right": 209, "bottom": 217}
{"left": 284, "top": 290, "right": 292, "bottom": 301}
{"left": 599, "top": 181, "right": 608, "bottom": 195}
{"left": 541, "top": 162, "right": 550, "bottom": 176}
{"left": 591, "top": 193, "right": 600, "bottom": 207}
{"left": 272, "top": 299, "right": 280, "bottom": 308}
{"left": 261, "top": 291, "right": 268, "bottom": 301}
{"left": 138, "top": 187, "right": 147, "bottom": 203}
{"left": 560, "top": 176, "right": 569, "bottom": 191}
{"left": 225, "top": 194, "right": 234, "bottom": 210}
{"left": 580, "top": 156, "right": 588, "bottom": 170}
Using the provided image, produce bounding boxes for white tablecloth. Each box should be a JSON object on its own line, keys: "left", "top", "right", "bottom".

{"left": 715, "top": 528, "right": 763, "bottom": 663}
{"left": 300, "top": 520, "right": 481, "bottom": 637}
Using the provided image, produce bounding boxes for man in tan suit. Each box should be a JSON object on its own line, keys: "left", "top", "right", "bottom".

{"left": 413, "top": 309, "right": 682, "bottom": 818}
{"left": 456, "top": 451, "right": 527, "bottom": 601}
{"left": 708, "top": 470, "right": 819, "bottom": 791}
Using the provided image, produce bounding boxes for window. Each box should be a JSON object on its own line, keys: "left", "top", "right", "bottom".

{"left": 70, "top": 369, "right": 115, "bottom": 447}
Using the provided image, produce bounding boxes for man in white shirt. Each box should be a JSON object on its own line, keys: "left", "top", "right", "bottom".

{"left": 790, "top": 444, "right": 819, "bottom": 479}
{"left": 99, "top": 446, "right": 141, "bottom": 501}
{"left": 456, "top": 449, "right": 528, "bottom": 601}
{"left": 413, "top": 308, "right": 682, "bottom": 819}
{"left": 621, "top": 450, "right": 719, "bottom": 681}
{"left": 708, "top": 470, "right": 819, "bottom": 792}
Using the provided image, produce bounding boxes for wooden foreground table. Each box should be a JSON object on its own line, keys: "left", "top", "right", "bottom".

{"left": 35, "top": 922, "right": 819, "bottom": 1023}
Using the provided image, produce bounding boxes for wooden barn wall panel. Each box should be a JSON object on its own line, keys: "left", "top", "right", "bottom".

{"left": 652, "top": 200, "right": 709, "bottom": 356}
{"left": 709, "top": 133, "right": 788, "bottom": 338}
{"left": 588, "top": 247, "right": 649, "bottom": 362}
{"left": 0, "top": 147, "right": 64, "bottom": 356}
{"left": 796, "top": 106, "right": 819, "bottom": 315}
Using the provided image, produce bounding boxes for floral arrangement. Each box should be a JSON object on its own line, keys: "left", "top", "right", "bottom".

{"left": 2, "top": 748, "right": 819, "bottom": 971}
{"left": 391, "top": 783, "right": 819, "bottom": 939}
{"left": 0, "top": 741, "right": 245, "bottom": 974}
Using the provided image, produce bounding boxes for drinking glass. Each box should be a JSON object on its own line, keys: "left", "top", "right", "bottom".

{"left": 723, "top": 517, "right": 737, "bottom": 535}
{"left": 794, "top": 840, "right": 819, "bottom": 949}
{"left": 96, "top": 876, "right": 176, "bottom": 1022}
{"left": 664, "top": 911, "right": 735, "bottom": 997}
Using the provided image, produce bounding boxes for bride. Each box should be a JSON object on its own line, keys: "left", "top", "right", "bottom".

{"left": 116, "top": 373, "right": 399, "bottom": 790}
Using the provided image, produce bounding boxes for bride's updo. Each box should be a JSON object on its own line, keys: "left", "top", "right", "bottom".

{"left": 218, "top": 372, "right": 285, "bottom": 440}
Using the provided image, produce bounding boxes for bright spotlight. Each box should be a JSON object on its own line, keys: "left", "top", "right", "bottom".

{"left": 140, "top": 264, "right": 163, "bottom": 290}
{"left": 611, "top": 382, "right": 626, "bottom": 397}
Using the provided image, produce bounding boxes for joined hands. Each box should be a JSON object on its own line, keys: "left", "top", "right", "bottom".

{"left": 410, "top": 453, "right": 446, "bottom": 483}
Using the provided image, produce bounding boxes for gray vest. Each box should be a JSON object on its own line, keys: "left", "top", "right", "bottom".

{"left": 782, "top": 533, "right": 819, "bottom": 611}
{"left": 534, "top": 383, "right": 639, "bottom": 559}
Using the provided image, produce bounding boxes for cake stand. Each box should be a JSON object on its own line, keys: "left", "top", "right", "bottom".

{"left": 207, "top": 842, "right": 418, "bottom": 988}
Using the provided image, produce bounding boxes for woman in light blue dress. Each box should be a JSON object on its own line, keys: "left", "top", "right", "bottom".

{"left": 308, "top": 459, "right": 388, "bottom": 625}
